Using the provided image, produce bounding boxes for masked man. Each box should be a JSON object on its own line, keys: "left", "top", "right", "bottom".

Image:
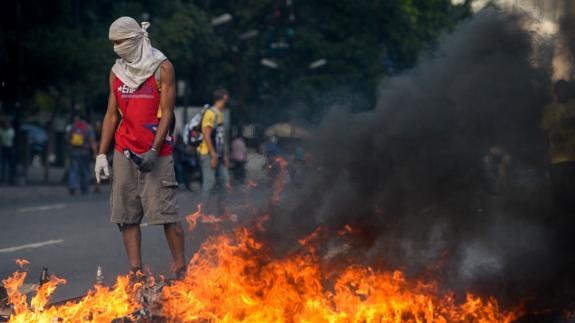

{"left": 95, "top": 17, "right": 185, "bottom": 278}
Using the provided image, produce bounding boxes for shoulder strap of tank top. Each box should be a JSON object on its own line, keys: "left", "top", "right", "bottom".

{"left": 154, "top": 64, "right": 162, "bottom": 93}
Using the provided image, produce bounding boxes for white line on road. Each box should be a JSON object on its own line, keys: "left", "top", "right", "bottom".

{"left": 0, "top": 239, "right": 64, "bottom": 254}
{"left": 18, "top": 204, "right": 65, "bottom": 213}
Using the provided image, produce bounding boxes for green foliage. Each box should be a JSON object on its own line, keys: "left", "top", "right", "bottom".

{"left": 241, "top": 0, "right": 471, "bottom": 122}
{"left": 0, "top": 0, "right": 471, "bottom": 125}
{"left": 154, "top": 4, "right": 222, "bottom": 64}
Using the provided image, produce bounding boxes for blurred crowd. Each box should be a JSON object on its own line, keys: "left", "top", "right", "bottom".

{"left": 3, "top": 78, "right": 574, "bottom": 215}
{"left": 0, "top": 90, "right": 311, "bottom": 206}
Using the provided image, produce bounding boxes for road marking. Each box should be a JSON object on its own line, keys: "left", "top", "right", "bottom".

{"left": 18, "top": 204, "right": 65, "bottom": 213}
{"left": 0, "top": 239, "right": 64, "bottom": 254}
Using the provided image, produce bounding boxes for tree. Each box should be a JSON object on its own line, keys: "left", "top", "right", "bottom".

{"left": 0, "top": 0, "right": 472, "bottom": 181}
{"left": 193, "top": 0, "right": 472, "bottom": 124}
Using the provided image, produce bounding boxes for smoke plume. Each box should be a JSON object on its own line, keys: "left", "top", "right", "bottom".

{"left": 263, "top": 5, "right": 575, "bottom": 311}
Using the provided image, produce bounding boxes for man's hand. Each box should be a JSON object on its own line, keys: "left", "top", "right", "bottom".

{"left": 223, "top": 155, "right": 230, "bottom": 168}
{"left": 95, "top": 154, "right": 110, "bottom": 184}
{"left": 210, "top": 153, "right": 218, "bottom": 169}
{"left": 139, "top": 149, "right": 159, "bottom": 173}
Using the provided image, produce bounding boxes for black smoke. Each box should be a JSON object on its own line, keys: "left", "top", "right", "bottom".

{"left": 262, "top": 5, "right": 575, "bottom": 314}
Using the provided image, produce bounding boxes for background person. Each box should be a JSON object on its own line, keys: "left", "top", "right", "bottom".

{"left": 481, "top": 145, "right": 511, "bottom": 195}
{"left": 173, "top": 133, "right": 193, "bottom": 190}
{"left": 230, "top": 134, "right": 247, "bottom": 185}
{"left": 198, "top": 88, "right": 231, "bottom": 215}
{"left": 542, "top": 80, "right": 575, "bottom": 212}
{"left": 0, "top": 120, "right": 15, "bottom": 184}
{"left": 93, "top": 119, "right": 103, "bottom": 193}
{"left": 66, "top": 114, "right": 96, "bottom": 195}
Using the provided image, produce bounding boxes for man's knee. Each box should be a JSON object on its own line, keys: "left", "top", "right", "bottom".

{"left": 164, "top": 222, "right": 184, "bottom": 234}
{"left": 117, "top": 223, "right": 140, "bottom": 232}
{"left": 202, "top": 174, "right": 215, "bottom": 192}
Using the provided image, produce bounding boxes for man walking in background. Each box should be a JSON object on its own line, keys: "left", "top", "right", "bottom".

{"left": 94, "top": 17, "right": 186, "bottom": 279}
{"left": 66, "top": 113, "right": 97, "bottom": 195}
{"left": 199, "top": 88, "right": 231, "bottom": 215}
{"left": 542, "top": 80, "right": 575, "bottom": 213}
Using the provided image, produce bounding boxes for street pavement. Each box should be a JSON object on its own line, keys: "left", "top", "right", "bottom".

{"left": 0, "top": 183, "right": 245, "bottom": 303}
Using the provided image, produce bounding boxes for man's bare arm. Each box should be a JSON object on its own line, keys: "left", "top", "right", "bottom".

{"left": 152, "top": 60, "right": 176, "bottom": 152}
{"left": 90, "top": 135, "right": 98, "bottom": 157}
{"left": 98, "top": 71, "right": 119, "bottom": 155}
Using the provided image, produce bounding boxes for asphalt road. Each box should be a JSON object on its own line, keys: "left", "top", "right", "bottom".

{"left": 0, "top": 185, "right": 233, "bottom": 303}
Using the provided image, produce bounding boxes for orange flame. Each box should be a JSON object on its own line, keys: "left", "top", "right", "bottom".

{"left": 3, "top": 264, "right": 138, "bottom": 322}
{"left": 14, "top": 260, "right": 29, "bottom": 269}
{"left": 3, "top": 222, "right": 524, "bottom": 322}
{"left": 3, "top": 225, "right": 524, "bottom": 323}
{"left": 30, "top": 275, "right": 66, "bottom": 311}
{"left": 159, "top": 226, "right": 523, "bottom": 322}
{"left": 185, "top": 204, "right": 224, "bottom": 232}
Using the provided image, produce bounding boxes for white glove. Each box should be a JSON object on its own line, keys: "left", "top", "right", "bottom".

{"left": 95, "top": 154, "right": 110, "bottom": 184}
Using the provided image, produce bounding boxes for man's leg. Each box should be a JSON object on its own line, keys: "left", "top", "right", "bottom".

{"left": 174, "top": 161, "right": 183, "bottom": 185}
{"left": 238, "top": 161, "right": 246, "bottom": 184}
{"left": 216, "top": 161, "right": 230, "bottom": 216}
{"left": 119, "top": 224, "right": 143, "bottom": 270}
{"left": 0, "top": 150, "right": 6, "bottom": 183}
{"left": 140, "top": 154, "right": 186, "bottom": 278}
{"left": 110, "top": 150, "right": 144, "bottom": 272}
{"left": 6, "top": 147, "right": 16, "bottom": 185}
{"left": 0, "top": 148, "right": 5, "bottom": 182}
{"left": 80, "top": 154, "right": 91, "bottom": 194}
{"left": 200, "top": 155, "right": 215, "bottom": 212}
{"left": 183, "top": 161, "right": 192, "bottom": 190}
{"left": 6, "top": 148, "right": 14, "bottom": 184}
{"left": 68, "top": 156, "right": 79, "bottom": 194}
{"left": 163, "top": 222, "right": 186, "bottom": 273}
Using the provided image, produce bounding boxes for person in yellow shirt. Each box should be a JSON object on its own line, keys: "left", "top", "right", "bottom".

{"left": 542, "top": 80, "right": 575, "bottom": 211}
{"left": 199, "top": 88, "right": 231, "bottom": 214}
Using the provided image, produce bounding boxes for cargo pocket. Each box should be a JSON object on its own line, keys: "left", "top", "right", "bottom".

{"left": 160, "top": 179, "right": 179, "bottom": 214}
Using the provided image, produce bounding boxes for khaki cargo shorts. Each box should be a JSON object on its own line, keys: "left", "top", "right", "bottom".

{"left": 110, "top": 150, "right": 179, "bottom": 225}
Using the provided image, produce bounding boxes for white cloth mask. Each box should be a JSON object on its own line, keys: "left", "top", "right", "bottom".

{"left": 113, "top": 38, "right": 140, "bottom": 63}
{"left": 108, "top": 17, "right": 166, "bottom": 89}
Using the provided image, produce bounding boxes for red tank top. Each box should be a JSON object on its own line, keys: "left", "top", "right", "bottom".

{"left": 112, "top": 74, "right": 173, "bottom": 157}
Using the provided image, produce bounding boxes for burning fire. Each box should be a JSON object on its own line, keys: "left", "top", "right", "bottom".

{"left": 2, "top": 222, "right": 523, "bottom": 322}
{"left": 3, "top": 264, "right": 138, "bottom": 322}
{"left": 2, "top": 165, "right": 522, "bottom": 322}
{"left": 160, "top": 225, "right": 522, "bottom": 322}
